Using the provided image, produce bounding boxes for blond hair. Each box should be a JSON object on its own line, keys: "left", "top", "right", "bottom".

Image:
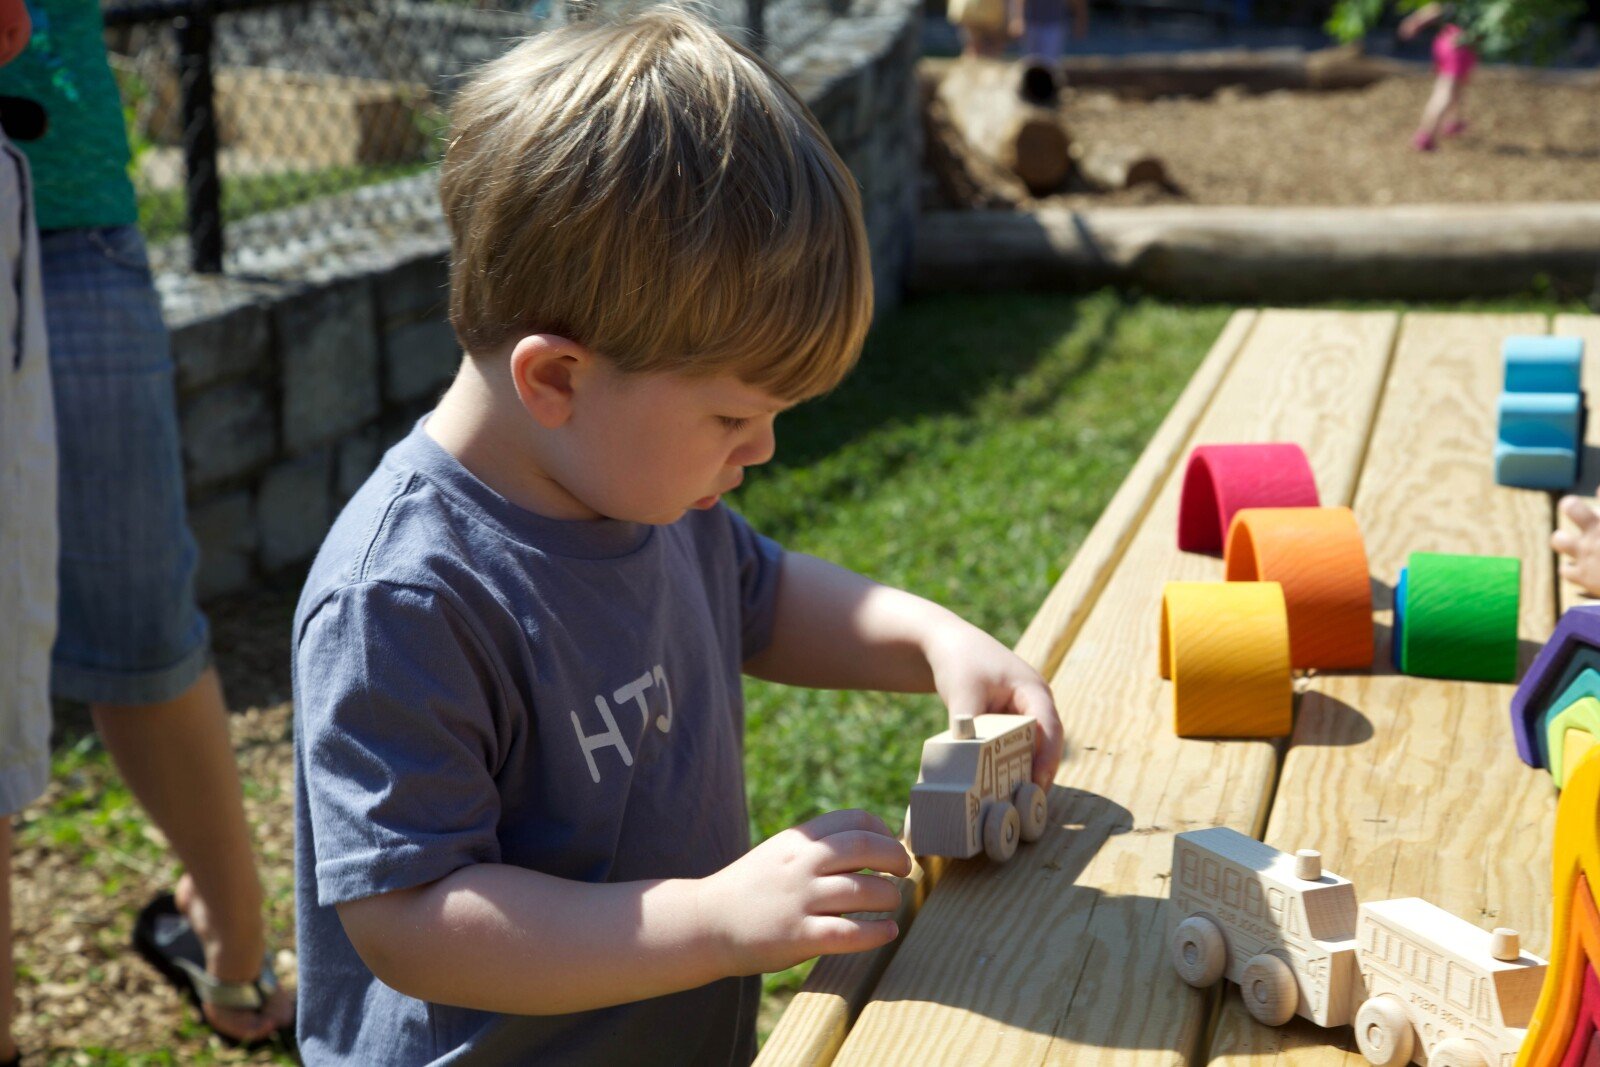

{"left": 439, "top": 6, "right": 873, "bottom": 400}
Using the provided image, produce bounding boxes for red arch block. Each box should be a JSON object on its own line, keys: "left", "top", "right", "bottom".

{"left": 1177, "top": 443, "right": 1321, "bottom": 553}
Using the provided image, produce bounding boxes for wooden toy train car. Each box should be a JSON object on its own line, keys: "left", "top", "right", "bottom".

{"left": 906, "top": 714, "right": 1047, "bottom": 863}
{"left": 1170, "top": 827, "right": 1546, "bottom": 1067}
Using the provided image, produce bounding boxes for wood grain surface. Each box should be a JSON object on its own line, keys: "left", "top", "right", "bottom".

{"left": 827, "top": 310, "right": 1398, "bottom": 1066}
{"left": 756, "top": 313, "right": 1261, "bottom": 1067}
{"left": 1207, "top": 314, "right": 1560, "bottom": 1065}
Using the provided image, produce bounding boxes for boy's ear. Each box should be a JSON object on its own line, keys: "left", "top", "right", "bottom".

{"left": 508, "top": 334, "right": 590, "bottom": 429}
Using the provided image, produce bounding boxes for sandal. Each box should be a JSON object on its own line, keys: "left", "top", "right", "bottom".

{"left": 131, "top": 893, "right": 294, "bottom": 1051}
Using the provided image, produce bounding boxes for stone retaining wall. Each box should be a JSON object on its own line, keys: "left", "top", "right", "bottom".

{"left": 158, "top": 0, "right": 920, "bottom": 599}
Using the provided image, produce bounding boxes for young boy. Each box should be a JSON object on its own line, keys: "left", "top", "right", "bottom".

{"left": 292, "top": 8, "right": 1065, "bottom": 1064}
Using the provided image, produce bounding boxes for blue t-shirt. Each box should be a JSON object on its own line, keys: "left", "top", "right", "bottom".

{"left": 292, "top": 419, "right": 783, "bottom": 1066}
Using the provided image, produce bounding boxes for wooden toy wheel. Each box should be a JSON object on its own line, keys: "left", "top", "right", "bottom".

{"left": 1238, "top": 953, "right": 1297, "bottom": 1026}
{"left": 1429, "top": 1040, "right": 1489, "bottom": 1067}
{"left": 1013, "top": 782, "right": 1047, "bottom": 842}
{"left": 1353, "top": 995, "right": 1414, "bottom": 1067}
{"left": 982, "top": 801, "right": 1020, "bottom": 863}
{"left": 1170, "top": 915, "right": 1226, "bottom": 988}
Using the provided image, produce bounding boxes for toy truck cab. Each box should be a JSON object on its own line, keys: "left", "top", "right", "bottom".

{"left": 1168, "top": 827, "right": 1361, "bottom": 1028}
{"left": 1351, "top": 899, "right": 1546, "bottom": 1067}
{"left": 906, "top": 714, "right": 1048, "bottom": 863}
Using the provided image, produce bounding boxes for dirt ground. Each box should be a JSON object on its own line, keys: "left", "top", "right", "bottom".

{"left": 1046, "top": 68, "right": 1600, "bottom": 208}
{"left": 12, "top": 583, "right": 301, "bottom": 1065}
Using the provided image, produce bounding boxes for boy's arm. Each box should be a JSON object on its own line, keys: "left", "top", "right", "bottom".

{"left": 299, "top": 581, "right": 909, "bottom": 1017}
{"left": 742, "top": 552, "right": 1064, "bottom": 788}
{"left": 336, "top": 809, "right": 910, "bottom": 1015}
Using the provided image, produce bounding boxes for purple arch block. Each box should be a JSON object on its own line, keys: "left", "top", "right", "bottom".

{"left": 1511, "top": 604, "right": 1600, "bottom": 767}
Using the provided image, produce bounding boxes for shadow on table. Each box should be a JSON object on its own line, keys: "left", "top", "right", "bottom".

{"left": 857, "top": 786, "right": 1226, "bottom": 1056}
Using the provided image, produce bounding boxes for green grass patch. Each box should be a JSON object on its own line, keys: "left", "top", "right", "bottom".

{"left": 136, "top": 161, "right": 434, "bottom": 245}
{"left": 736, "top": 289, "right": 1230, "bottom": 841}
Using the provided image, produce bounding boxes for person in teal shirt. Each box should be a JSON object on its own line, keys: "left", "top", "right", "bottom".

{"left": 0, "top": 0, "right": 294, "bottom": 1052}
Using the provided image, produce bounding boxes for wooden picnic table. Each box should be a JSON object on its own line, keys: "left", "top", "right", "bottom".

{"left": 757, "top": 309, "right": 1600, "bottom": 1066}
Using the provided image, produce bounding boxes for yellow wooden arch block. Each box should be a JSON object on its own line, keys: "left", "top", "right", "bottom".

{"left": 1160, "top": 581, "right": 1292, "bottom": 738}
{"left": 1517, "top": 749, "right": 1600, "bottom": 1066}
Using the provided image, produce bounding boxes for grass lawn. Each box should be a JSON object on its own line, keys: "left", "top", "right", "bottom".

{"left": 135, "top": 162, "right": 434, "bottom": 245}
{"left": 16, "top": 287, "right": 1591, "bottom": 1062}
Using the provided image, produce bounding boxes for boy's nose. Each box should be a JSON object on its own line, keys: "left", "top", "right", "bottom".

{"left": 736, "top": 422, "right": 776, "bottom": 467}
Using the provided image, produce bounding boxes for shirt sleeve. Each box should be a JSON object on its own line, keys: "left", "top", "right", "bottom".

{"left": 721, "top": 506, "right": 785, "bottom": 663}
{"left": 295, "top": 581, "right": 507, "bottom": 907}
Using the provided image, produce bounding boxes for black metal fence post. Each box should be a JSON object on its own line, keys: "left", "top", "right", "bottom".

{"left": 174, "top": 0, "right": 223, "bottom": 272}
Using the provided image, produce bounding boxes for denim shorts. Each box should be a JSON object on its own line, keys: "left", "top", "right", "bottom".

{"left": 40, "top": 224, "right": 210, "bottom": 706}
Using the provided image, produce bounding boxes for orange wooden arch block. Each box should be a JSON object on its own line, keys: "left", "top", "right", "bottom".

{"left": 1224, "top": 506, "right": 1374, "bottom": 670}
{"left": 1159, "top": 581, "right": 1292, "bottom": 738}
{"left": 1517, "top": 749, "right": 1600, "bottom": 1066}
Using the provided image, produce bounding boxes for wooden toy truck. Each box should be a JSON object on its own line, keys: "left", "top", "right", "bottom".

{"left": 1170, "top": 827, "right": 1546, "bottom": 1066}
{"left": 906, "top": 714, "right": 1047, "bottom": 863}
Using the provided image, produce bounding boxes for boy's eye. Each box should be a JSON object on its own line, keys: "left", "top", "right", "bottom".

{"left": 717, "top": 416, "right": 750, "bottom": 431}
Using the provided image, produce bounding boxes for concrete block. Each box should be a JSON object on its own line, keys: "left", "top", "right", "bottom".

{"left": 190, "top": 491, "right": 258, "bottom": 601}
{"left": 277, "top": 279, "right": 381, "bottom": 454}
{"left": 179, "top": 379, "right": 276, "bottom": 491}
{"left": 158, "top": 271, "right": 280, "bottom": 395}
{"left": 384, "top": 315, "right": 460, "bottom": 404}
{"left": 257, "top": 449, "right": 334, "bottom": 571}
{"left": 375, "top": 251, "right": 450, "bottom": 327}
{"left": 336, "top": 426, "right": 384, "bottom": 505}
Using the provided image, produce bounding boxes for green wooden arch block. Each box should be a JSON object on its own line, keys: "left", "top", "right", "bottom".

{"left": 1548, "top": 696, "right": 1600, "bottom": 788}
{"left": 1395, "top": 552, "right": 1521, "bottom": 682}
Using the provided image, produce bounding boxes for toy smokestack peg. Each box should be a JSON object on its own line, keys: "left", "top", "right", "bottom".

{"left": 951, "top": 717, "right": 976, "bottom": 740}
{"left": 1294, "top": 850, "right": 1322, "bottom": 881}
{"left": 1490, "top": 928, "right": 1520, "bottom": 962}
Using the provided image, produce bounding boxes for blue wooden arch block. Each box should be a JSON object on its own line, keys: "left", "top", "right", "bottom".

{"left": 1495, "top": 336, "right": 1585, "bottom": 489}
{"left": 1505, "top": 335, "right": 1584, "bottom": 394}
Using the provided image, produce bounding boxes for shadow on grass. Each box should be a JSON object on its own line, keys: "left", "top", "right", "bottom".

{"left": 763, "top": 291, "right": 1125, "bottom": 476}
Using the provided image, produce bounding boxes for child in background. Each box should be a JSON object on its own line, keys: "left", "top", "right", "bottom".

{"left": 1019, "top": 0, "right": 1088, "bottom": 63}
{"left": 0, "top": 0, "right": 57, "bottom": 1063}
{"left": 947, "top": 0, "right": 1020, "bottom": 56}
{"left": 1553, "top": 496, "right": 1600, "bottom": 594}
{"left": 1399, "top": 2, "right": 1477, "bottom": 151}
{"left": 292, "top": 8, "right": 1064, "bottom": 1065}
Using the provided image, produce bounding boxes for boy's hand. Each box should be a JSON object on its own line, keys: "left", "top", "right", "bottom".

{"left": 697, "top": 810, "right": 911, "bottom": 976}
{"left": 925, "top": 621, "right": 1064, "bottom": 792}
{"left": 1554, "top": 496, "right": 1600, "bottom": 596}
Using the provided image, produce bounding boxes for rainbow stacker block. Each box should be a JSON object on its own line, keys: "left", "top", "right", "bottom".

{"left": 1495, "top": 336, "right": 1586, "bottom": 490}
{"left": 1512, "top": 605, "right": 1600, "bottom": 769}
{"left": 1549, "top": 698, "right": 1600, "bottom": 791}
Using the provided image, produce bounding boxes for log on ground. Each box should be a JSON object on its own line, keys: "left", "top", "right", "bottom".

{"left": 934, "top": 57, "right": 1072, "bottom": 195}
{"left": 911, "top": 203, "right": 1600, "bottom": 301}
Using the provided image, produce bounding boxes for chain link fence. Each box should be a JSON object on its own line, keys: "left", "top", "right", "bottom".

{"left": 104, "top": 0, "right": 848, "bottom": 274}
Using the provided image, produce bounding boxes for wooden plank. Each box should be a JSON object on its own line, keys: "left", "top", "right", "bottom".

{"left": 830, "top": 309, "right": 1399, "bottom": 1066}
{"left": 1206, "top": 313, "right": 1558, "bottom": 1065}
{"left": 755, "top": 859, "right": 937, "bottom": 1067}
{"left": 758, "top": 312, "right": 1261, "bottom": 1067}
{"left": 1015, "top": 310, "right": 1260, "bottom": 680}
{"left": 1555, "top": 315, "right": 1600, "bottom": 616}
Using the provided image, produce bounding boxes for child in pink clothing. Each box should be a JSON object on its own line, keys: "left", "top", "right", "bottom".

{"left": 1400, "top": 3, "right": 1477, "bottom": 150}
